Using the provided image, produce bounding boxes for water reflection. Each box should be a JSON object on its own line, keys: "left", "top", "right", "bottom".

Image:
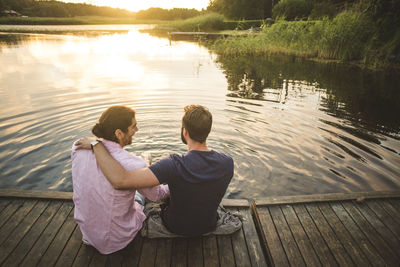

{"left": 216, "top": 54, "right": 400, "bottom": 137}
{"left": 214, "top": 53, "right": 400, "bottom": 197}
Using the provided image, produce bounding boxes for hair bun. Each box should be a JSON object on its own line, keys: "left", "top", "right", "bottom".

{"left": 91, "top": 123, "right": 104, "bottom": 138}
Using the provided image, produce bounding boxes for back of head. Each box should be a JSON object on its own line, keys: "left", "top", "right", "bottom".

{"left": 91, "top": 106, "right": 135, "bottom": 143}
{"left": 182, "top": 105, "right": 212, "bottom": 143}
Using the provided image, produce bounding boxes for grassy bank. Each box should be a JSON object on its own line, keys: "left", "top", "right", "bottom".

{"left": 212, "top": 17, "right": 397, "bottom": 68}
{"left": 155, "top": 13, "right": 263, "bottom": 32}
{"left": 211, "top": 10, "right": 399, "bottom": 69}
{"left": 213, "top": 13, "right": 372, "bottom": 58}
{"left": 0, "top": 16, "right": 162, "bottom": 25}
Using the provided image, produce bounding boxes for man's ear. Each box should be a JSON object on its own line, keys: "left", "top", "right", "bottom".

{"left": 114, "top": 129, "right": 123, "bottom": 140}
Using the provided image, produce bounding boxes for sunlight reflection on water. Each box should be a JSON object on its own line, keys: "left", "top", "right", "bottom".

{"left": 0, "top": 25, "right": 399, "bottom": 198}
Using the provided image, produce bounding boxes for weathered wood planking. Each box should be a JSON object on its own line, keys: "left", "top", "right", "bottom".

{"left": 255, "top": 196, "right": 400, "bottom": 266}
{"left": 0, "top": 190, "right": 265, "bottom": 266}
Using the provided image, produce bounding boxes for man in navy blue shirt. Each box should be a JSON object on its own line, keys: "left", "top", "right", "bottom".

{"left": 77, "top": 105, "right": 234, "bottom": 236}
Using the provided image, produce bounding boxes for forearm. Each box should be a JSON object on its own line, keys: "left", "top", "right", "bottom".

{"left": 138, "top": 184, "right": 170, "bottom": 202}
{"left": 93, "top": 142, "right": 128, "bottom": 189}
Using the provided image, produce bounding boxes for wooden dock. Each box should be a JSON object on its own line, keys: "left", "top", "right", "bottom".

{"left": 0, "top": 190, "right": 265, "bottom": 267}
{"left": 253, "top": 191, "right": 400, "bottom": 266}
{"left": 168, "top": 32, "right": 232, "bottom": 41}
{"left": 0, "top": 190, "right": 399, "bottom": 266}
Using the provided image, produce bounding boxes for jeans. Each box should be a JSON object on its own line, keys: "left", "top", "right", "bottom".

{"left": 134, "top": 192, "right": 146, "bottom": 206}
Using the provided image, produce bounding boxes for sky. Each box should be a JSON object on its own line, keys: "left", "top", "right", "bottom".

{"left": 62, "top": 0, "right": 210, "bottom": 12}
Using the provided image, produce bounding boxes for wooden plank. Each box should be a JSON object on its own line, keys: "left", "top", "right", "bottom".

{"left": 0, "top": 189, "right": 247, "bottom": 206}
{"left": 365, "top": 199, "right": 400, "bottom": 239}
{"left": 238, "top": 206, "right": 267, "bottom": 267}
{"left": 55, "top": 225, "right": 82, "bottom": 267}
{"left": 0, "top": 200, "right": 49, "bottom": 264}
{"left": 1, "top": 200, "right": 63, "bottom": 267}
{"left": 89, "top": 251, "right": 107, "bottom": 267}
{"left": 122, "top": 234, "right": 143, "bottom": 267}
{"left": 388, "top": 198, "right": 400, "bottom": 212}
{"left": 256, "top": 191, "right": 400, "bottom": 206}
{"left": 155, "top": 238, "right": 172, "bottom": 267}
{"left": 354, "top": 201, "right": 400, "bottom": 256}
{"left": 187, "top": 237, "right": 203, "bottom": 267}
{"left": 0, "top": 189, "right": 73, "bottom": 200}
{"left": 19, "top": 201, "right": 74, "bottom": 267}
{"left": 269, "top": 205, "right": 306, "bottom": 267}
{"left": 138, "top": 237, "right": 156, "bottom": 267}
{"left": 231, "top": 208, "right": 251, "bottom": 267}
{"left": 222, "top": 199, "right": 249, "bottom": 207}
{"left": 254, "top": 206, "right": 289, "bottom": 266}
{"left": 317, "top": 202, "right": 370, "bottom": 266}
{"left": 202, "top": 235, "right": 219, "bottom": 267}
{"left": 306, "top": 203, "right": 353, "bottom": 266}
{"left": 72, "top": 243, "right": 95, "bottom": 267}
{"left": 342, "top": 201, "right": 399, "bottom": 266}
{"left": 171, "top": 238, "right": 187, "bottom": 267}
{"left": 0, "top": 199, "right": 24, "bottom": 229}
{"left": 292, "top": 204, "right": 337, "bottom": 266}
{"left": 374, "top": 199, "right": 400, "bottom": 226}
{"left": 280, "top": 204, "right": 321, "bottom": 266}
{"left": 217, "top": 235, "right": 235, "bottom": 267}
{"left": 330, "top": 202, "right": 385, "bottom": 266}
{"left": 106, "top": 249, "right": 124, "bottom": 267}
{"left": 37, "top": 203, "right": 77, "bottom": 266}
{"left": 0, "top": 199, "right": 11, "bottom": 213}
{"left": 0, "top": 199, "right": 37, "bottom": 245}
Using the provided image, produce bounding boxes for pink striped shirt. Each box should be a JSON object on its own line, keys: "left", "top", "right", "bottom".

{"left": 71, "top": 140, "right": 169, "bottom": 254}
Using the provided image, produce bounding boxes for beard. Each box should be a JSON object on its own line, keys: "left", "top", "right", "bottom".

{"left": 181, "top": 127, "right": 187, "bottom": 144}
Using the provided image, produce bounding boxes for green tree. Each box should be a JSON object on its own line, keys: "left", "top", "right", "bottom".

{"left": 208, "top": 0, "right": 274, "bottom": 19}
{"left": 272, "top": 0, "right": 313, "bottom": 20}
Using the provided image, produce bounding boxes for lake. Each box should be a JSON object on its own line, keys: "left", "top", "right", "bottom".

{"left": 1, "top": 25, "right": 399, "bottom": 199}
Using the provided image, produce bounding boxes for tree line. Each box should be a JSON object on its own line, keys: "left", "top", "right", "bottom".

{"left": 0, "top": 0, "right": 202, "bottom": 19}
{"left": 0, "top": 0, "right": 134, "bottom": 17}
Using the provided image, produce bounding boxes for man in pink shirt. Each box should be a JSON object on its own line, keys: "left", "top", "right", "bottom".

{"left": 71, "top": 105, "right": 169, "bottom": 254}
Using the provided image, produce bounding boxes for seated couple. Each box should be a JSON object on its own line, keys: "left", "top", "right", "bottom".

{"left": 72, "top": 105, "right": 234, "bottom": 254}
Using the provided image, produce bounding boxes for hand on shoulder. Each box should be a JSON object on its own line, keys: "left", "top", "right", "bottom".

{"left": 75, "top": 137, "right": 97, "bottom": 150}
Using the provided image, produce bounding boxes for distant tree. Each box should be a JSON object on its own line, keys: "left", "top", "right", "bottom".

{"left": 272, "top": 0, "right": 313, "bottom": 20}
{"left": 0, "top": 0, "right": 7, "bottom": 12}
{"left": 136, "top": 7, "right": 200, "bottom": 20}
{"left": 0, "top": 0, "right": 135, "bottom": 17}
{"left": 208, "top": 0, "right": 275, "bottom": 19}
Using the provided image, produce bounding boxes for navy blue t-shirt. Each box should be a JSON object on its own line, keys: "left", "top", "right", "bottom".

{"left": 149, "top": 150, "right": 234, "bottom": 236}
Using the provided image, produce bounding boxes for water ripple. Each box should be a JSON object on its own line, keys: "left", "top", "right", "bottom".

{"left": 0, "top": 28, "right": 399, "bottom": 197}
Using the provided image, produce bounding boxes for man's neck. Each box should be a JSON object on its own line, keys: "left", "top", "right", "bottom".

{"left": 187, "top": 141, "right": 210, "bottom": 152}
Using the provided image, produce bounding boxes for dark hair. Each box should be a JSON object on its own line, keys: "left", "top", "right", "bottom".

{"left": 182, "top": 105, "right": 212, "bottom": 143}
{"left": 92, "top": 106, "right": 136, "bottom": 143}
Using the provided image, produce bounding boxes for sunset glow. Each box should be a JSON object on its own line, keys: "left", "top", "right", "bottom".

{"left": 62, "top": 0, "right": 209, "bottom": 12}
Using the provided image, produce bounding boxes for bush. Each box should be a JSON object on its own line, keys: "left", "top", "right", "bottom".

{"left": 272, "top": 0, "right": 313, "bottom": 20}
{"left": 309, "top": 2, "right": 337, "bottom": 19}
{"left": 158, "top": 13, "right": 227, "bottom": 32}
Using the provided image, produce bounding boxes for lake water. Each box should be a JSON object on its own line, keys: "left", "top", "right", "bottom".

{"left": 1, "top": 25, "right": 399, "bottom": 199}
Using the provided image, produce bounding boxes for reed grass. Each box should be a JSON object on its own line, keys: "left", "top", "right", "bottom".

{"left": 155, "top": 13, "right": 227, "bottom": 32}
{"left": 211, "top": 10, "right": 393, "bottom": 68}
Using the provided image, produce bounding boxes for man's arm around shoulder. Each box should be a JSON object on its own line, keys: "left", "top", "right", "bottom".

{"left": 93, "top": 142, "right": 160, "bottom": 190}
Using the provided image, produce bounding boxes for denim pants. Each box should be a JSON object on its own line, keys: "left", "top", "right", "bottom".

{"left": 134, "top": 191, "right": 146, "bottom": 206}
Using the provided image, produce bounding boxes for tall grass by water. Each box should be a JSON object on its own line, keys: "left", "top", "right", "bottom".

{"left": 213, "top": 11, "right": 374, "bottom": 61}
{"left": 156, "top": 13, "right": 227, "bottom": 32}
{"left": 155, "top": 13, "right": 263, "bottom": 32}
{"left": 212, "top": 9, "right": 398, "bottom": 68}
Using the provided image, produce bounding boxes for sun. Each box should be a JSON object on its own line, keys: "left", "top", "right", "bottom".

{"left": 63, "top": 0, "right": 209, "bottom": 12}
